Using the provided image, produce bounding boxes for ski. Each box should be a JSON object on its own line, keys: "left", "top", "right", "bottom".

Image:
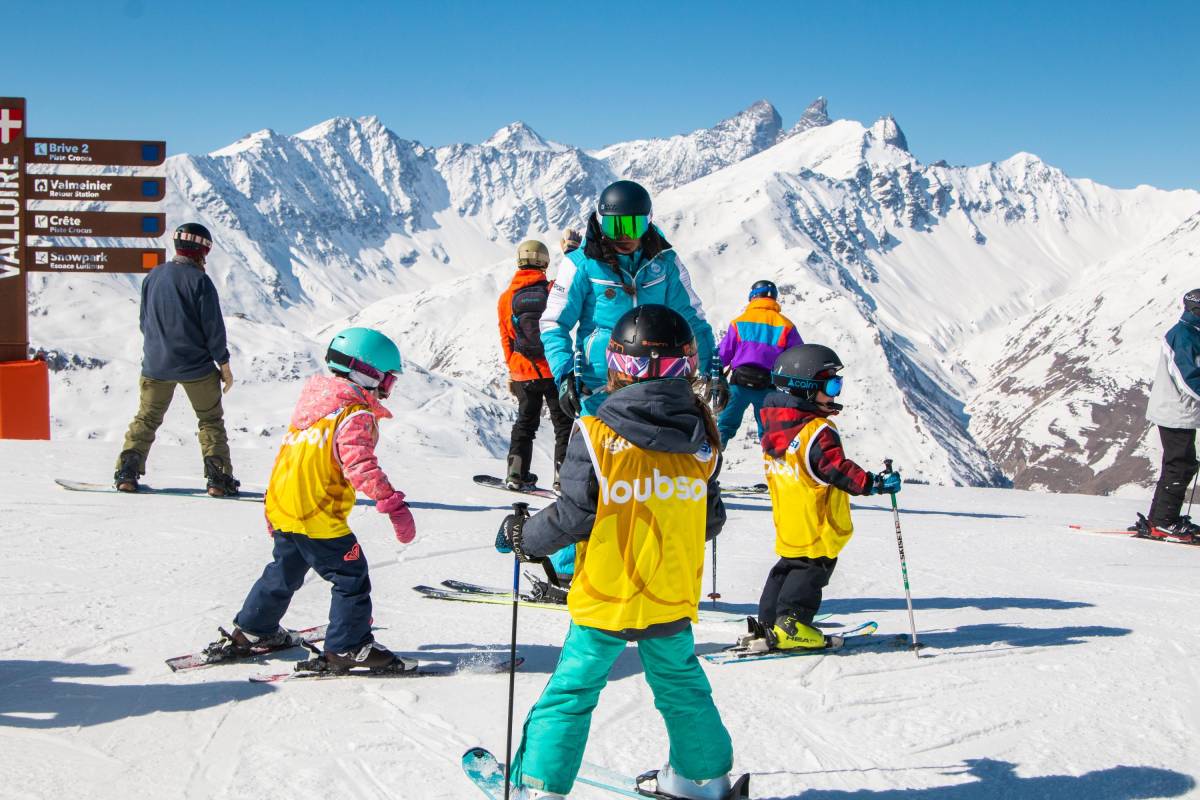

{"left": 56, "top": 478, "right": 264, "bottom": 503}
{"left": 473, "top": 474, "right": 557, "bottom": 500}
{"left": 462, "top": 747, "right": 508, "bottom": 799}
{"left": 702, "top": 620, "right": 881, "bottom": 665}
{"left": 252, "top": 654, "right": 522, "bottom": 684}
{"left": 462, "top": 749, "right": 749, "bottom": 800}
{"left": 576, "top": 759, "right": 750, "bottom": 799}
{"left": 166, "top": 624, "right": 327, "bottom": 672}
{"left": 1067, "top": 524, "right": 1199, "bottom": 544}
{"left": 721, "top": 482, "right": 768, "bottom": 495}
{"left": 419, "top": 583, "right": 774, "bottom": 624}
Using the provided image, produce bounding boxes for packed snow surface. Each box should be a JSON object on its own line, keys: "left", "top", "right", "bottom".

{"left": 2, "top": 438, "right": 1198, "bottom": 799}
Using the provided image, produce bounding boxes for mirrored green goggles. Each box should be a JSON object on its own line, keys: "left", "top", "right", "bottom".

{"left": 600, "top": 213, "right": 650, "bottom": 240}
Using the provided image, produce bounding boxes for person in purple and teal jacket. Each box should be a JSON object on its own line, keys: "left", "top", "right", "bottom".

{"left": 715, "top": 280, "right": 803, "bottom": 447}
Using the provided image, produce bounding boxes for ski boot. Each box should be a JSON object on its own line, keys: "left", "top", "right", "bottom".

{"left": 772, "top": 614, "right": 841, "bottom": 651}
{"left": 636, "top": 764, "right": 749, "bottom": 799}
{"left": 202, "top": 625, "right": 298, "bottom": 663}
{"left": 511, "top": 789, "right": 565, "bottom": 800}
{"left": 1149, "top": 515, "right": 1200, "bottom": 544}
{"left": 204, "top": 456, "right": 241, "bottom": 498}
{"left": 525, "top": 571, "right": 569, "bottom": 604}
{"left": 732, "top": 617, "right": 772, "bottom": 654}
{"left": 303, "top": 640, "right": 418, "bottom": 675}
{"left": 506, "top": 472, "right": 539, "bottom": 492}
{"left": 113, "top": 449, "right": 142, "bottom": 493}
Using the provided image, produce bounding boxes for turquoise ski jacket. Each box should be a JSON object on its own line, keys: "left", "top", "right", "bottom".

{"left": 539, "top": 229, "right": 716, "bottom": 396}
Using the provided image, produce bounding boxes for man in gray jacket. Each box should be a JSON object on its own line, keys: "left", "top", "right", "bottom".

{"left": 113, "top": 222, "right": 239, "bottom": 497}
{"left": 1138, "top": 289, "right": 1200, "bottom": 543}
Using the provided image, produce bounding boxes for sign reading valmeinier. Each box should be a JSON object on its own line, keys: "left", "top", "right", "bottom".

{"left": 26, "top": 246, "right": 165, "bottom": 273}
{"left": 25, "top": 210, "right": 164, "bottom": 238}
{"left": 28, "top": 174, "right": 164, "bottom": 202}
{"left": 26, "top": 137, "right": 165, "bottom": 167}
{"left": 0, "top": 97, "right": 27, "bottom": 363}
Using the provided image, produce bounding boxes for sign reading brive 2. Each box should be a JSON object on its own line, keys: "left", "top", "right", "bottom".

{"left": 26, "top": 137, "right": 165, "bottom": 167}
{"left": 0, "top": 97, "right": 27, "bottom": 363}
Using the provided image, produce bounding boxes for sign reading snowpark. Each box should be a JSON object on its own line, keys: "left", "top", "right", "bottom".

{"left": 0, "top": 96, "right": 166, "bottom": 367}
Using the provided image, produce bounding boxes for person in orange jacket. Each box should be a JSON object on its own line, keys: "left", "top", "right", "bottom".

{"left": 499, "top": 240, "right": 573, "bottom": 492}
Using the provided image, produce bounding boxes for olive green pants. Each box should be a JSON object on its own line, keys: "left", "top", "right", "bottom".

{"left": 117, "top": 372, "right": 231, "bottom": 474}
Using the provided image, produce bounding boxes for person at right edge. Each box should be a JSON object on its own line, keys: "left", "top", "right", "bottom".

{"left": 742, "top": 344, "right": 901, "bottom": 652}
{"left": 495, "top": 305, "right": 743, "bottom": 800}
{"left": 113, "top": 222, "right": 239, "bottom": 497}
{"left": 1137, "top": 289, "right": 1200, "bottom": 543}
{"left": 539, "top": 179, "right": 727, "bottom": 419}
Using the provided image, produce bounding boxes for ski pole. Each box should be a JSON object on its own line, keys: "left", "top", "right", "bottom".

{"left": 503, "top": 501, "right": 529, "bottom": 799}
{"left": 707, "top": 537, "right": 721, "bottom": 609}
{"left": 883, "top": 460, "right": 920, "bottom": 657}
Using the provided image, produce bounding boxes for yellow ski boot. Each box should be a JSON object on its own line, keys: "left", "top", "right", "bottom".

{"left": 771, "top": 615, "right": 836, "bottom": 650}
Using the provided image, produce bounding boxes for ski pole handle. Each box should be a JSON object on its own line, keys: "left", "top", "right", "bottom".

{"left": 512, "top": 501, "right": 530, "bottom": 517}
{"left": 883, "top": 458, "right": 894, "bottom": 475}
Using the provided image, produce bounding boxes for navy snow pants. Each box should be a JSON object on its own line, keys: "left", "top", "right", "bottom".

{"left": 234, "top": 530, "right": 372, "bottom": 653}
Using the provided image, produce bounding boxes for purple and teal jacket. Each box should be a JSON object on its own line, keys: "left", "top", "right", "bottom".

{"left": 716, "top": 298, "right": 803, "bottom": 372}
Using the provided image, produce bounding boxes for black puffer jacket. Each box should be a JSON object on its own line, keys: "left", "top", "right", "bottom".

{"left": 522, "top": 379, "right": 726, "bottom": 638}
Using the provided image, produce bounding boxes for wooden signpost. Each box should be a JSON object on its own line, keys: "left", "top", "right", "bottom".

{"left": 0, "top": 97, "right": 166, "bottom": 439}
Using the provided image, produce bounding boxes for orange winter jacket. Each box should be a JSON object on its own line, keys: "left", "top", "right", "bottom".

{"left": 498, "top": 269, "right": 553, "bottom": 381}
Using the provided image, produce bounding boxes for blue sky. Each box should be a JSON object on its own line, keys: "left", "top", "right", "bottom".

{"left": 9, "top": 0, "right": 1199, "bottom": 189}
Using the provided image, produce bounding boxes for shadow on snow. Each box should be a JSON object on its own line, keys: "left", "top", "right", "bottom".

{"left": 0, "top": 660, "right": 273, "bottom": 729}
{"left": 711, "top": 596, "right": 1094, "bottom": 618}
{"left": 759, "top": 757, "right": 1194, "bottom": 799}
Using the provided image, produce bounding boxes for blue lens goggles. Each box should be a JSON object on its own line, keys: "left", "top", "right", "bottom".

{"left": 780, "top": 374, "right": 843, "bottom": 397}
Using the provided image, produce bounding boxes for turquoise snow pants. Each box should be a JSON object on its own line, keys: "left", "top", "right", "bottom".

{"left": 717, "top": 384, "right": 770, "bottom": 447}
{"left": 510, "top": 622, "right": 733, "bottom": 795}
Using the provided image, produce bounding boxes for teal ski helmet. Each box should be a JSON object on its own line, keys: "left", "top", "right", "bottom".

{"left": 326, "top": 327, "right": 403, "bottom": 396}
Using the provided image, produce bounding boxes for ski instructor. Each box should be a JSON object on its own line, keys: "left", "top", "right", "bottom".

{"left": 539, "top": 180, "right": 727, "bottom": 418}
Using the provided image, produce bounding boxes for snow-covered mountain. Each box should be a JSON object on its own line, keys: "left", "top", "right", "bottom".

{"left": 27, "top": 98, "right": 1200, "bottom": 494}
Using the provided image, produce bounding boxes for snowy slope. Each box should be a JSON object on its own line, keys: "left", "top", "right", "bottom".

{"left": 3, "top": 439, "right": 1199, "bottom": 799}
{"left": 25, "top": 98, "right": 1200, "bottom": 492}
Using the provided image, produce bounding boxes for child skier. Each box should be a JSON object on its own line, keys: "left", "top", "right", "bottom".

{"left": 745, "top": 344, "right": 901, "bottom": 652}
{"left": 206, "top": 327, "right": 417, "bottom": 673}
{"left": 495, "top": 304, "right": 744, "bottom": 800}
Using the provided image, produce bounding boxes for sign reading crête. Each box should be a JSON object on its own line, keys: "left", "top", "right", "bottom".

{"left": 24, "top": 210, "right": 165, "bottom": 238}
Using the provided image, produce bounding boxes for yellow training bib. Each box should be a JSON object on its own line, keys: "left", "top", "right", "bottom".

{"left": 570, "top": 416, "right": 716, "bottom": 633}
{"left": 764, "top": 417, "right": 854, "bottom": 559}
{"left": 265, "top": 404, "right": 371, "bottom": 538}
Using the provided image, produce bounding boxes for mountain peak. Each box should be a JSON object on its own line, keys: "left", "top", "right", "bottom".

{"left": 710, "top": 100, "right": 783, "bottom": 152}
{"left": 788, "top": 96, "right": 832, "bottom": 137}
{"left": 869, "top": 114, "right": 909, "bottom": 152}
{"left": 295, "top": 115, "right": 390, "bottom": 142}
{"left": 483, "top": 121, "right": 562, "bottom": 152}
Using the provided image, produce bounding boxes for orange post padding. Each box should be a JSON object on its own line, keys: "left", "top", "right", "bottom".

{"left": 0, "top": 359, "right": 51, "bottom": 440}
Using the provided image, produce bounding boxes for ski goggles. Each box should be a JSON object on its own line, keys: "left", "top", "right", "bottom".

{"left": 777, "top": 373, "right": 843, "bottom": 397}
{"left": 606, "top": 349, "right": 698, "bottom": 380}
{"left": 599, "top": 213, "right": 650, "bottom": 241}
{"left": 326, "top": 349, "right": 402, "bottom": 398}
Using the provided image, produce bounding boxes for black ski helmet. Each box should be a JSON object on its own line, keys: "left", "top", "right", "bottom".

{"left": 174, "top": 222, "right": 213, "bottom": 258}
{"left": 607, "top": 304, "right": 697, "bottom": 381}
{"left": 772, "top": 344, "right": 844, "bottom": 396}
{"left": 1184, "top": 289, "right": 1200, "bottom": 315}
{"left": 597, "top": 180, "right": 652, "bottom": 217}
{"left": 749, "top": 280, "right": 778, "bottom": 300}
